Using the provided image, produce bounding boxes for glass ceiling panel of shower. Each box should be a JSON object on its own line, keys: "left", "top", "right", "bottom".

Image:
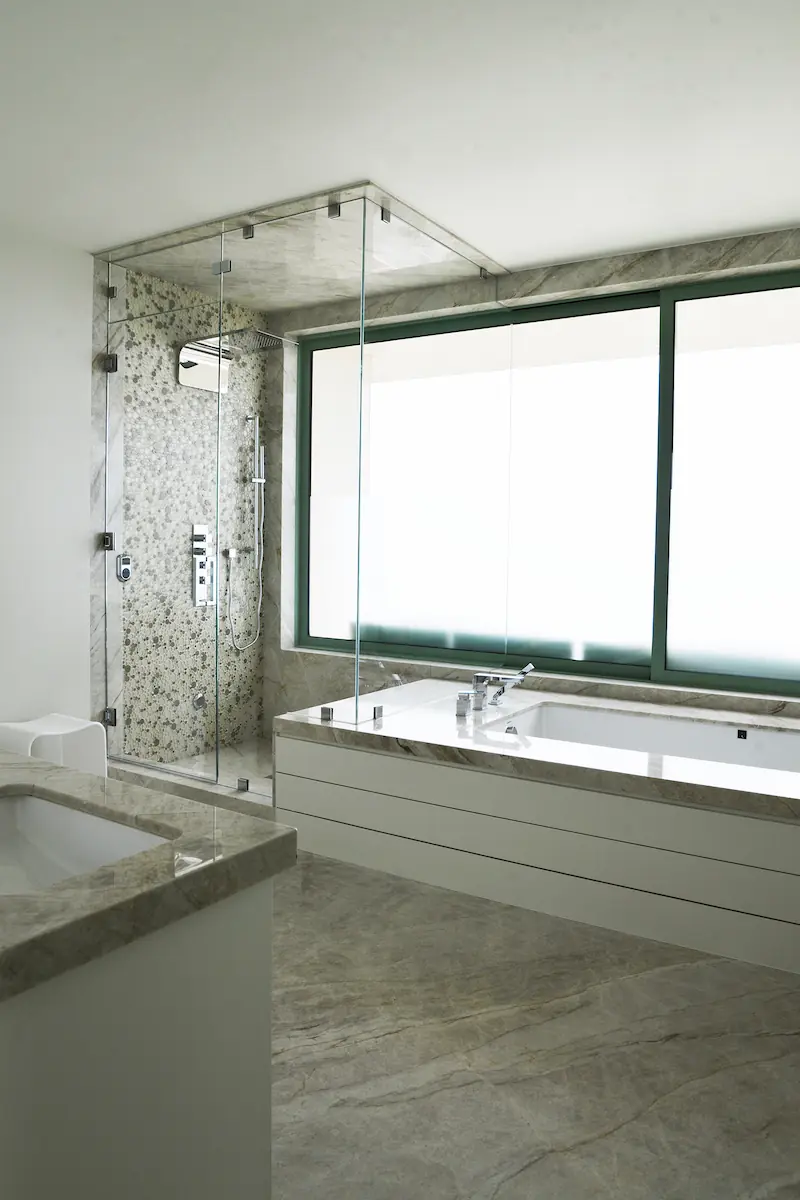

{"left": 113, "top": 200, "right": 488, "bottom": 313}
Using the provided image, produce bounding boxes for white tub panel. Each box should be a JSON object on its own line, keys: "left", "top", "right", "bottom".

{"left": 275, "top": 737, "right": 800, "bottom": 875}
{"left": 277, "top": 773, "right": 800, "bottom": 924}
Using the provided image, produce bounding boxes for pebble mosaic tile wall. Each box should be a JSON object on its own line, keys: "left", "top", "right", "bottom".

{"left": 118, "top": 269, "right": 269, "bottom": 764}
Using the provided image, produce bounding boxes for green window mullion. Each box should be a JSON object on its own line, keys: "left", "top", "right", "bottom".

{"left": 650, "top": 293, "right": 676, "bottom": 682}
{"left": 294, "top": 341, "right": 313, "bottom": 646}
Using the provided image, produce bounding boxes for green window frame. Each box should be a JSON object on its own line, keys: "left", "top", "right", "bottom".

{"left": 296, "top": 268, "right": 800, "bottom": 699}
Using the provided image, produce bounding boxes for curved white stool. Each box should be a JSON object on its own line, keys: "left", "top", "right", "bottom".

{"left": 0, "top": 714, "right": 107, "bottom": 778}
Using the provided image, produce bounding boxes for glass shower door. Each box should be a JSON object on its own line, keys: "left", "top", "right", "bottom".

{"left": 101, "top": 231, "right": 225, "bottom": 783}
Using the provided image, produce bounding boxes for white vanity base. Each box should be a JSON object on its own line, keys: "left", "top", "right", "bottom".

{"left": 0, "top": 881, "right": 273, "bottom": 1200}
{"left": 276, "top": 736, "right": 800, "bottom": 974}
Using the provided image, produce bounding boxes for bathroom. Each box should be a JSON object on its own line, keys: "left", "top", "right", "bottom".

{"left": 3, "top": 4, "right": 800, "bottom": 1196}
{"left": 86, "top": 183, "right": 800, "bottom": 1195}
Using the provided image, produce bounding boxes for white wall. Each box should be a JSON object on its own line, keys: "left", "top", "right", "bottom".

{"left": 0, "top": 224, "right": 92, "bottom": 720}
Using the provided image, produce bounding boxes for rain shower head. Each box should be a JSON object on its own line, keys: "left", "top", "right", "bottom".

{"left": 177, "top": 326, "right": 294, "bottom": 392}
{"left": 224, "top": 328, "right": 286, "bottom": 356}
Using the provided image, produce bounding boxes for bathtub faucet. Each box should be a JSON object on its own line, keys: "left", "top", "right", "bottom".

{"left": 468, "top": 663, "right": 535, "bottom": 711}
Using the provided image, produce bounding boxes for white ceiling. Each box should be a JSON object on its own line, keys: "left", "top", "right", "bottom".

{"left": 1, "top": 0, "right": 799, "bottom": 270}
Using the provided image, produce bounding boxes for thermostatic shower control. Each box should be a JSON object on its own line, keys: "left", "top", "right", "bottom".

{"left": 192, "top": 524, "right": 216, "bottom": 607}
{"left": 116, "top": 554, "right": 132, "bottom": 583}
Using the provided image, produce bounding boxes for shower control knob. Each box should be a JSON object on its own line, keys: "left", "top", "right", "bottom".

{"left": 192, "top": 524, "right": 216, "bottom": 607}
{"left": 116, "top": 554, "right": 132, "bottom": 583}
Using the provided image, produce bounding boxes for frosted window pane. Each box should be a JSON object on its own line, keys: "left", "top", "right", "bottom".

{"left": 308, "top": 346, "right": 361, "bottom": 639}
{"left": 667, "top": 287, "right": 800, "bottom": 678}
{"left": 358, "top": 327, "right": 512, "bottom": 647}
{"left": 506, "top": 310, "right": 660, "bottom": 662}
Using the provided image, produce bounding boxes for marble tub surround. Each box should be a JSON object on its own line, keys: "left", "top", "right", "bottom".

{"left": 275, "top": 679, "right": 800, "bottom": 823}
{"left": 0, "top": 749, "right": 295, "bottom": 1001}
{"left": 272, "top": 852, "right": 800, "bottom": 1200}
{"left": 490, "top": 665, "right": 800, "bottom": 720}
{"left": 266, "top": 650, "right": 800, "bottom": 728}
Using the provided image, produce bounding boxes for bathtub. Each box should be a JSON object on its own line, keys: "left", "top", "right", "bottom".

{"left": 495, "top": 701, "right": 800, "bottom": 772}
{"left": 275, "top": 679, "right": 800, "bottom": 972}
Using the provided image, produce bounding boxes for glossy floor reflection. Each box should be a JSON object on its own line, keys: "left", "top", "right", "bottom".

{"left": 272, "top": 853, "right": 800, "bottom": 1200}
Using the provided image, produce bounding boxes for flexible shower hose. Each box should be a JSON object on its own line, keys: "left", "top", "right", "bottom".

{"left": 227, "top": 483, "right": 265, "bottom": 651}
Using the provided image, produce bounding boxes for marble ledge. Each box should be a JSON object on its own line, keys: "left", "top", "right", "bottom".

{"left": 273, "top": 684, "right": 800, "bottom": 825}
{"left": 496, "top": 225, "right": 800, "bottom": 306}
{"left": 0, "top": 751, "right": 296, "bottom": 1003}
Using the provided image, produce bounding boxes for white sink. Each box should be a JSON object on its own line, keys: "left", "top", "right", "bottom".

{"left": 0, "top": 794, "right": 166, "bottom": 894}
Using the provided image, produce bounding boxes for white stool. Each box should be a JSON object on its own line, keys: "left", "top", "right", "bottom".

{"left": 0, "top": 714, "right": 107, "bottom": 778}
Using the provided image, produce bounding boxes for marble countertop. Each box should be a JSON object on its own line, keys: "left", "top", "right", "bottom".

{"left": 274, "top": 680, "right": 800, "bottom": 824}
{"left": 0, "top": 751, "right": 296, "bottom": 1002}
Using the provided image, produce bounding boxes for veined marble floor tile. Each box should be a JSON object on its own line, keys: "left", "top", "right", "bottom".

{"left": 272, "top": 853, "right": 800, "bottom": 1200}
{"left": 168, "top": 735, "right": 272, "bottom": 797}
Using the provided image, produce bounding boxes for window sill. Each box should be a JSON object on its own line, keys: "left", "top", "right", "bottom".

{"left": 281, "top": 644, "right": 800, "bottom": 720}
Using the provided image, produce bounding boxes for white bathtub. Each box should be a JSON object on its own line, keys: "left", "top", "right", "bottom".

{"left": 495, "top": 702, "right": 800, "bottom": 772}
{"left": 276, "top": 678, "right": 800, "bottom": 972}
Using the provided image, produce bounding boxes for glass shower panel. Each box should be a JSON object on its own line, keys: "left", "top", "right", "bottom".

{"left": 253, "top": 199, "right": 369, "bottom": 729}
{"left": 104, "top": 231, "right": 225, "bottom": 781}
{"left": 212, "top": 200, "right": 368, "bottom": 757}
{"left": 354, "top": 200, "right": 505, "bottom": 721}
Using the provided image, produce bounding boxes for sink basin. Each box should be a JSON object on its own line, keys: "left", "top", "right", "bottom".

{"left": 0, "top": 794, "right": 166, "bottom": 894}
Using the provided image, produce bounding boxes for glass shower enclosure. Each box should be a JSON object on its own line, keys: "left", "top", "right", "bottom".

{"left": 94, "top": 186, "right": 500, "bottom": 796}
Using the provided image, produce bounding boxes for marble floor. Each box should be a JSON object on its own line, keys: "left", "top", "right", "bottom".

{"left": 272, "top": 853, "right": 800, "bottom": 1200}
{"left": 168, "top": 735, "right": 273, "bottom": 798}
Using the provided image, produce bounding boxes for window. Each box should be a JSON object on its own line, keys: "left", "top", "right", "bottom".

{"left": 667, "top": 285, "right": 800, "bottom": 679}
{"left": 299, "top": 272, "right": 800, "bottom": 697}
{"left": 504, "top": 310, "right": 659, "bottom": 665}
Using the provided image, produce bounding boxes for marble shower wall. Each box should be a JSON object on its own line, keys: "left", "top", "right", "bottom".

{"left": 92, "top": 265, "right": 270, "bottom": 764}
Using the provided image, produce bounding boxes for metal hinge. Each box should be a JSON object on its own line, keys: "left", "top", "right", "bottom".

{"left": 380, "top": 205, "right": 391, "bottom": 224}
{"left": 212, "top": 259, "right": 232, "bottom": 275}
{"left": 327, "top": 199, "right": 341, "bottom": 219}
{"left": 101, "top": 531, "right": 115, "bottom": 551}
{"left": 106, "top": 284, "right": 118, "bottom": 300}
{"left": 103, "top": 707, "right": 117, "bottom": 727}
{"left": 103, "top": 353, "right": 118, "bottom": 373}
{"left": 242, "top": 224, "right": 255, "bottom": 240}
{"left": 480, "top": 267, "right": 491, "bottom": 280}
